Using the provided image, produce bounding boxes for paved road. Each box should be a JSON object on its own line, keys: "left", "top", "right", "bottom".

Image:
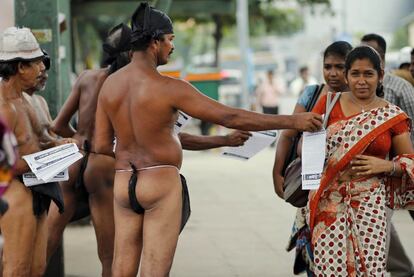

{"left": 64, "top": 148, "right": 414, "bottom": 276}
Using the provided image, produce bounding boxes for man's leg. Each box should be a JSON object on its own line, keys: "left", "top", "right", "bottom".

{"left": 30, "top": 213, "right": 48, "bottom": 277}
{"left": 140, "top": 173, "right": 182, "bottom": 276}
{"left": 46, "top": 160, "right": 81, "bottom": 260}
{"left": 111, "top": 171, "right": 144, "bottom": 276}
{"left": 1, "top": 181, "right": 37, "bottom": 276}
{"left": 84, "top": 154, "right": 115, "bottom": 277}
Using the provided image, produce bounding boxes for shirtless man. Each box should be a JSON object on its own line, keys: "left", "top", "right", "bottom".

{"left": 46, "top": 24, "right": 132, "bottom": 276}
{"left": 46, "top": 23, "right": 249, "bottom": 276}
{"left": 23, "top": 50, "right": 57, "bottom": 144}
{"left": 94, "top": 3, "right": 322, "bottom": 276}
{"left": 0, "top": 27, "right": 65, "bottom": 277}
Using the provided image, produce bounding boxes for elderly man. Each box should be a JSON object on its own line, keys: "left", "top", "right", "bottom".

{"left": 0, "top": 27, "right": 73, "bottom": 276}
{"left": 23, "top": 50, "right": 57, "bottom": 143}
{"left": 95, "top": 3, "right": 322, "bottom": 276}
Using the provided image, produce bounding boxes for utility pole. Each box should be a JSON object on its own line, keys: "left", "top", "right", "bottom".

{"left": 341, "top": 0, "right": 347, "bottom": 34}
{"left": 236, "top": 0, "right": 250, "bottom": 109}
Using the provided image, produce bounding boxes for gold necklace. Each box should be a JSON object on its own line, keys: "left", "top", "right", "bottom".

{"left": 349, "top": 94, "right": 378, "bottom": 112}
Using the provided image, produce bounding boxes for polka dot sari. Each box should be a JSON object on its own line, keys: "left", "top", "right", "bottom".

{"left": 308, "top": 100, "right": 413, "bottom": 277}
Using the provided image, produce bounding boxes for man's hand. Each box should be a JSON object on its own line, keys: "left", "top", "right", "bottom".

{"left": 224, "top": 130, "right": 252, "bottom": 147}
{"left": 55, "top": 138, "right": 79, "bottom": 147}
{"left": 292, "top": 112, "right": 322, "bottom": 132}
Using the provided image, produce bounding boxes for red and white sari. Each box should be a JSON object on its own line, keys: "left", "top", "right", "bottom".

{"left": 308, "top": 99, "right": 414, "bottom": 277}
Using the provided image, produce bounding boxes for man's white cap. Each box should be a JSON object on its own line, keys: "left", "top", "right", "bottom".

{"left": 0, "top": 27, "right": 44, "bottom": 62}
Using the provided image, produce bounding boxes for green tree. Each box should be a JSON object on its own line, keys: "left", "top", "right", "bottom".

{"left": 391, "top": 27, "right": 409, "bottom": 50}
{"left": 173, "top": 0, "right": 331, "bottom": 66}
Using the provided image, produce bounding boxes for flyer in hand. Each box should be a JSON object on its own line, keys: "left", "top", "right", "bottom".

{"left": 221, "top": 130, "right": 278, "bottom": 160}
{"left": 22, "top": 143, "right": 83, "bottom": 184}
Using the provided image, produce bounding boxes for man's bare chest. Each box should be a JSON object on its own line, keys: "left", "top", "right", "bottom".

{"left": 13, "top": 100, "right": 41, "bottom": 146}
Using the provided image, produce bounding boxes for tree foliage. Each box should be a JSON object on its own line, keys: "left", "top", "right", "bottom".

{"left": 172, "top": 0, "right": 331, "bottom": 66}
{"left": 174, "top": 0, "right": 331, "bottom": 37}
{"left": 392, "top": 27, "right": 409, "bottom": 50}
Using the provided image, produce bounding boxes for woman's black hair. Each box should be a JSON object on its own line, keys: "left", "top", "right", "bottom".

{"left": 0, "top": 60, "right": 32, "bottom": 80}
{"left": 323, "top": 41, "right": 352, "bottom": 60}
{"left": 345, "top": 45, "right": 384, "bottom": 97}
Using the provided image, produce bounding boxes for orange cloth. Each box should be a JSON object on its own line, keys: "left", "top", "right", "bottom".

{"left": 312, "top": 94, "right": 410, "bottom": 158}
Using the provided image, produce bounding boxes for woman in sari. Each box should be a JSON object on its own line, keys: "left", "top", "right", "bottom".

{"left": 273, "top": 41, "right": 352, "bottom": 198}
{"left": 273, "top": 41, "right": 352, "bottom": 275}
{"left": 309, "top": 45, "right": 414, "bottom": 276}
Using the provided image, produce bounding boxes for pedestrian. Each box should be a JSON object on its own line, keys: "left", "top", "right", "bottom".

{"left": 308, "top": 45, "right": 414, "bottom": 276}
{"left": 289, "top": 66, "right": 317, "bottom": 97}
{"left": 255, "top": 70, "right": 283, "bottom": 115}
{"left": 361, "top": 33, "right": 414, "bottom": 276}
{"left": 273, "top": 40, "right": 352, "bottom": 275}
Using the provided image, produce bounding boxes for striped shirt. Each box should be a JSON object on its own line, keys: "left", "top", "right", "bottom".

{"left": 383, "top": 73, "right": 414, "bottom": 142}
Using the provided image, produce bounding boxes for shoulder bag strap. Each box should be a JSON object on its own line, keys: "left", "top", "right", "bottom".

{"left": 323, "top": 92, "right": 341, "bottom": 129}
{"left": 307, "top": 84, "right": 324, "bottom": 112}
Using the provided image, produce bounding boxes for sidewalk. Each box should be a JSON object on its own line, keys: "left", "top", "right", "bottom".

{"left": 64, "top": 148, "right": 414, "bottom": 276}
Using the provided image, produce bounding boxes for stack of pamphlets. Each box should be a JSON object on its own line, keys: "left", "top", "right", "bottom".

{"left": 22, "top": 143, "right": 83, "bottom": 186}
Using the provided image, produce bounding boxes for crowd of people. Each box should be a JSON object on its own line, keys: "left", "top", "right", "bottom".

{"left": 274, "top": 35, "right": 414, "bottom": 276}
{"left": 0, "top": 3, "right": 322, "bottom": 276}
{"left": 0, "top": 2, "right": 413, "bottom": 277}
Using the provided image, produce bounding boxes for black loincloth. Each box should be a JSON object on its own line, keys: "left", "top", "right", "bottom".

{"left": 17, "top": 175, "right": 64, "bottom": 216}
{"left": 128, "top": 164, "right": 191, "bottom": 232}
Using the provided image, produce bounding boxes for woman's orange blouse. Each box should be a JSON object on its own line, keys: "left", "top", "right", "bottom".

{"left": 312, "top": 94, "right": 410, "bottom": 159}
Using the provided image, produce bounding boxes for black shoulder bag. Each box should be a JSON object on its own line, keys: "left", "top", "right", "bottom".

{"left": 282, "top": 84, "right": 324, "bottom": 207}
{"left": 282, "top": 84, "right": 324, "bottom": 174}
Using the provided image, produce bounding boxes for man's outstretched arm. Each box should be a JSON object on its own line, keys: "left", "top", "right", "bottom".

{"left": 179, "top": 130, "right": 251, "bottom": 151}
{"left": 170, "top": 79, "right": 322, "bottom": 132}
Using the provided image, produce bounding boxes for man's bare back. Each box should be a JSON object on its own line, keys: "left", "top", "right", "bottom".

{"left": 98, "top": 59, "right": 322, "bottom": 171}
{"left": 97, "top": 66, "right": 183, "bottom": 170}
{"left": 53, "top": 68, "right": 108, "bottom": 145}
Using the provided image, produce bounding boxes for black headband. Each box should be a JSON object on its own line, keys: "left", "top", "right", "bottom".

{"left": 130, "top": 2, "right": 173, "bottom": 44}
{"left": 102, "top": 23, "right": 132, "bottom": 66}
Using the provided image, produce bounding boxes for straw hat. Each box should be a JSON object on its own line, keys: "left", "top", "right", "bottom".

{"left": 0, "top": 27, "right": 44, "bottom": 62}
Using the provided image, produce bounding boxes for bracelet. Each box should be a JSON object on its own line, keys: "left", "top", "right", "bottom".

{"left": 388, "top": 160, "right": 396, "bottom": 176}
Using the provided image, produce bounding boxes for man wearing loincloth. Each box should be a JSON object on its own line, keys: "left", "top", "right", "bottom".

{"left": 94, "top": 3, "right": 322, "bottom": 276}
